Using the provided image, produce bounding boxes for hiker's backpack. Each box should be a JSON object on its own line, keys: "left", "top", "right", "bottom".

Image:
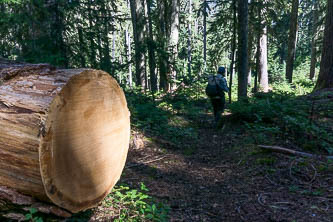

{"left": 205, "top": 75, "right": 221, "bottom": 97}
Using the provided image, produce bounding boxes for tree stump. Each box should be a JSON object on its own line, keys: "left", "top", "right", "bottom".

{"left": 0, "top": 62, "right": 130, "bottom": 213}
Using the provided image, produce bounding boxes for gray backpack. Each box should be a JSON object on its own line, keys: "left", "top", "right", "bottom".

{"left": 205, "top": 76, "right": 221, "bottom": 97}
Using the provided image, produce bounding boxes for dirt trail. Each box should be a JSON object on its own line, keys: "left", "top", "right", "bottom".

{"left": 1, "top": 110, "right": 331, "bottom": 221}
{"left": 122, "top": 114, "right": 333, "bottom": 222}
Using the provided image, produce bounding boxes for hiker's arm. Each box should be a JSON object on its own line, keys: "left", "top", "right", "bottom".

{"left": 218, "top": 77, "right": 229, "bottom": 93}
{"left": 223, "top": 78, "right": 229, "bottom": 92}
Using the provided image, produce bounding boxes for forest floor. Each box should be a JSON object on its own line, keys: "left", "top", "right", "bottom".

{"left": 120, "top": 122, "right": 333, "bottom": 221}
{"left": 1, "top": 89, "right": 333, "bottom": 222}
{"left": 91, "top": 89, "right": 333, "bottom": 222}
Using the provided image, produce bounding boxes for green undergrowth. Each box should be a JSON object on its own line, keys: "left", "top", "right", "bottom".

{"left": 24, "top": 208, "right": 43, "bottom": 222}
{"left": 17, "top": 184, "right": 169, "bottom": 222}
{"left": 229, "top": 86, "right": 333, "bottom": 155}
{"left": 125, "top": 75, "right": 333, "bottom": 156}
{"left": 126, "top": 87, "right": 207, "bottom": 147}
{"left": 98, "top": 183, "right": 170, "bottom": 222}
{"left": 34, "top": 183, "right": 170, "bottom": 222}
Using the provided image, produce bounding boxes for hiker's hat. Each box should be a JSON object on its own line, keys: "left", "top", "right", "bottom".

{"left": 218, "top": 66, "right": 225, "bottom": 74}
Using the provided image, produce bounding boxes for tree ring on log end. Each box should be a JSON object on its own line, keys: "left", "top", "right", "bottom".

{"left": 39, "top": 70, "right": 130, "bottom": 213}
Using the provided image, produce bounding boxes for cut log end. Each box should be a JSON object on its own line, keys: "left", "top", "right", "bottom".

{"left": 39, "top": 70, "right": 130, "bottom": 213}
{"left": 0, "top": 63, "right": 130, "bottom": 213}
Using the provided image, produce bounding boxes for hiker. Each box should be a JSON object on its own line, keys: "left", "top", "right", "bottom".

{"left": 205, "top": 66, "right": 229, "bottom": 127}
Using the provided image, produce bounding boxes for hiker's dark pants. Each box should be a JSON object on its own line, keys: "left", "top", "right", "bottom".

{"left": 210, "top": 95, "right": 225, "bottom": 123}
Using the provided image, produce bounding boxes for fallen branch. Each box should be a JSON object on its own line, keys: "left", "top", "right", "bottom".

{"left": 258, "top": 145, "right": 333, "bottom": 160}
{"left": 126, "top": 155, "right": 171, "bottom": 168}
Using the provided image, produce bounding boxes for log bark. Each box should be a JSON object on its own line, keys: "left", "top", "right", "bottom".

{"left": 0, "top": 61, "right": 130, "bottom": 213}
{"left": 0, "top": 185, "right": 71, "bottom": 218}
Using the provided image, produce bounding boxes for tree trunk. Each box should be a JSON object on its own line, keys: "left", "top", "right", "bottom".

{"left": 129, "top": 0, "right": 146, "bottom": 88}
{"left": 0, "top": 185, "right": 73, "bottom": 218}
{"left": 309, "top": 0, "right": 319, "bottom": 80}
{"left": 0, "top": 61, "right": 130, "bottom": 213}
{"left": 247, "top": 66, "right": 252, "bottom": 87}
{"left": 147, "top": 0, "right": 157, "bottom": 92}
{"left": 314, "top": 0, "right": 333, "bottom": 90}
{"left": 78, "top": 27, "right": 86, "bottom": 68}
{"left": 158, "top": 0, "right": 169, "bottom": 91}
{"left": 258, "top": 25, "right": 269, "bottom": 92}
{"left": 97, "top": 30, "right": 103, "bottom": 70}
{"left": 229, "top": 0, "right": 237, "bottom": 104}
{"left": 203, "top": 0, "right": 207, "bottom": 66}
{"left": 237, "top": 0, "right": 248, "bottom": 99}
{"left": 257, "top": 0, "right": 269, "bottom": 92}
{"left": 88, "top": 0, "right": 98, "bottom": 68}
{"left": 168, "top": 0, "right": 179, "bottom": 91}
{"left": 187, "top": 0, "right": 192, "bottom": 77}
{"left": 285, "top": 0, "right": 299, "bottom": 83}
{"left": 254, "top": 50, "right": 258, "bottom": 92}
{"left": 111, "top": 32, "right": 116, "bottom": 74}
{"left": 280, "top": 41, "right": 287, "bottom": 65}
{"left": 125, "top": 25, "right": 133, "bottom": 88}
{"left": 102, "top": 4, "right": 112, "bottom": 74}
{"left": 51, "top": 2, "right": 68, "bottom": 68}
{"left": 247, "top": 1, "right": 254, "bottom": 87}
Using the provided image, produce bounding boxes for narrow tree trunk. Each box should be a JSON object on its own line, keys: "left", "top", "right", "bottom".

{"left": 168, "top": 0, "right": 179, "bottom": 91}
{"left": 125, "top": 25, "right": 133, "bottom": 88}
{"left": 187, "top": 0, "right": 192, "bottom": 77}
{"left": 0, "top": 62, "right": 130, "bottom": 213}
{"left": 256, "top": 1, "right": 269, "bottom": 92}
{"left": 78, "top": 27, "right": 86, "bottom": 68}
{"left": 229, "top": 0, "right": 237, "bottom": 104}
{"left": 97, "top": 30, "right": 103, "bottom": 70}
{"left": 147, "top": 0, "right": 157, "bottom": 92}
{"left": 129, "top": 0, "right": 146, "bottom": 88}
{"left": 280, "top": 41, "right": 287, "bottom": 64}
{"left": 310, "top": 0, "right": 319, "bottom": 80}
{"left": 102, "top": 5, "right": 112, "bottom": 74}
{"left": 247, "top": 1, "right": 254, "bottom": 87}
{"left": 88, "top": 0, "right": 97, "bottom": 68}
{"left": 309, "top": 39, "right": 317, "bottom": 80}
{"left": 237, "top": 0, "right": 248, "bottom": 99}
{"left": 314, "top": 0, "right": 333, "bottom": 90}
{"left": 285, "top": 0, "right": 299, "bottom": 83}
{"left": 247, "top": 67, "right": 252, "bottom": 86}
{"left": 52, "top": 2, "right": 68, "bottom": 68}
{"left": 203, "top": 0, "right": 207, "bottom": 65}
{"left": 254, "top": 50, "right": 258, "bottom": 92}
{"left": 158, "top": 0, "right": 169, "bottom": 91}
{"left": 258, "top": 25, "right": 269, "bottom": 92}
{"left": 143, "top": 2, "right": 149, "bottom": 91}
{"left": 112, "top": 32, "right": 116, "bottom": 71}
{"left": 144, "top": 54, "right": 148, "bottom": 90}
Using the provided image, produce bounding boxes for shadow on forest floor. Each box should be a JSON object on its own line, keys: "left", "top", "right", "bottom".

{"left": 88, "top": 89, "right": 333, "bottom": 221}
{"left": 4, "top": 88, "right": 332, "bottom": 221}
{"left": 120, "top": 89, "right": 333, "bottom": 221}
{"left": 70, "top": 88, "right": 333, "bottom": 221}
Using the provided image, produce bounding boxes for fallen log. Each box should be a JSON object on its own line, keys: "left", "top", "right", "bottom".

{"left": 258, "top": 145, "right": 333, "bottom": 160}
{"left": 0, "top": 62, "right": 130, "bottom": 213}
{"left": 0, "top": 185, "right": 71, "bottom": 218}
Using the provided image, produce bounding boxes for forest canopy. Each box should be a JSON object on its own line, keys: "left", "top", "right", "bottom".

{"left": 1, "top": 0, "right": 332, "bottom": 97}
{"left": 1, "top": 0, "right": 333, "bottom": 221}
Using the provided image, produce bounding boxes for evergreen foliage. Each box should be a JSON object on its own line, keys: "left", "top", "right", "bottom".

{"left": 1, "top": 0, "right": 333, "bottom": 220}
